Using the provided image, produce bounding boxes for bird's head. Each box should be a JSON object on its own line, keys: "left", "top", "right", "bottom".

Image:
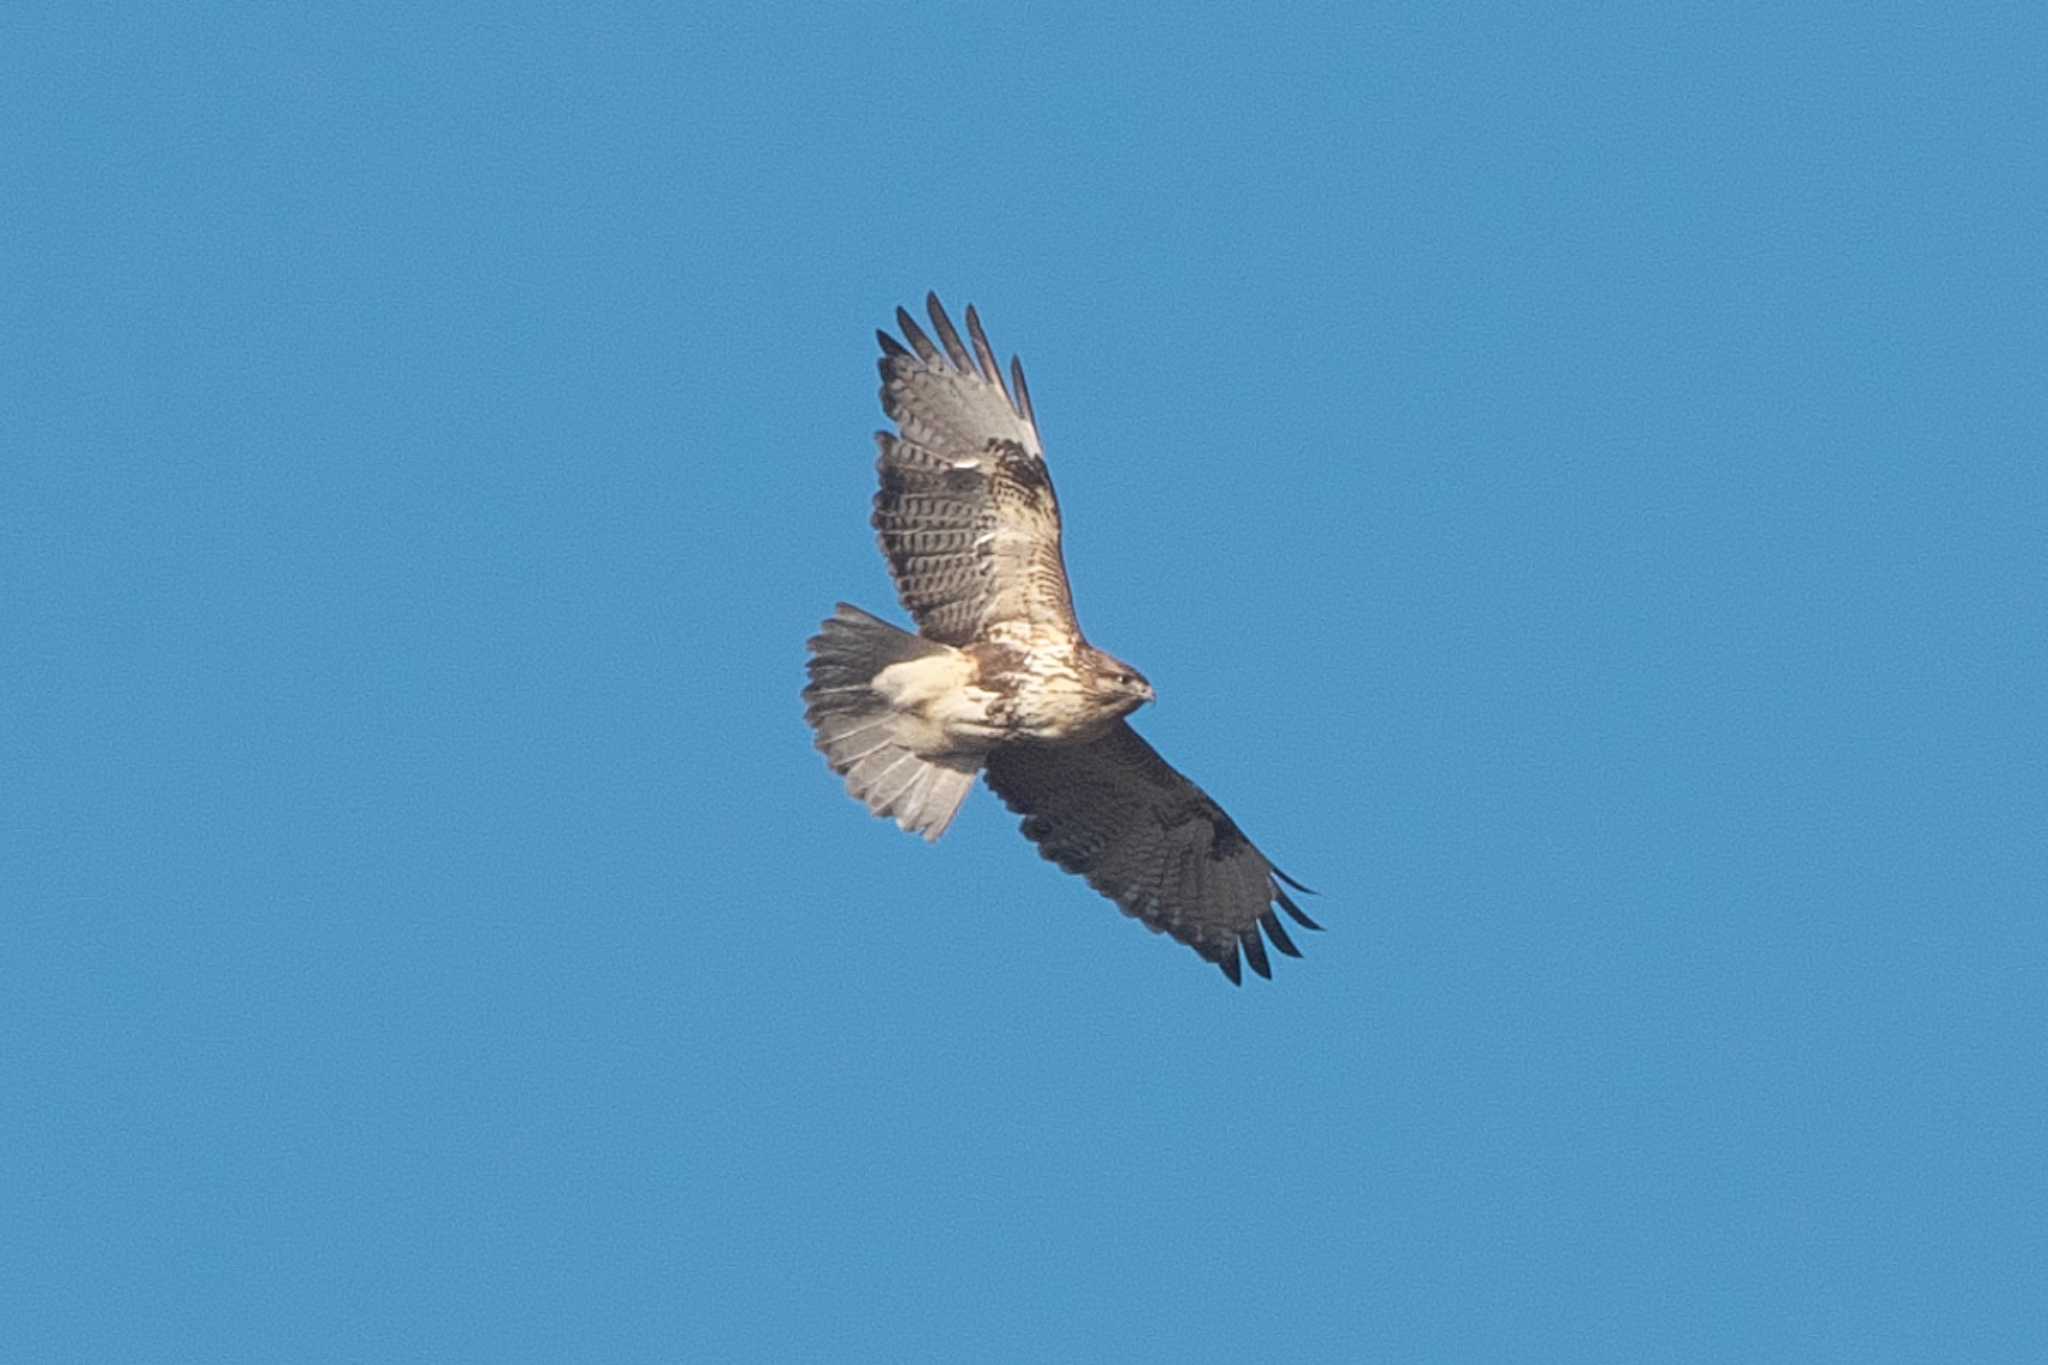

{"left": 1089, "top": 649, "right": 1156, "bottom": 715}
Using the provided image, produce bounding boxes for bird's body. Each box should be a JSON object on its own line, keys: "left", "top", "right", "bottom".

{"left": 967, "top": 629, "right": 1152, "bottom": 743}
{"left": 803, "top": 295, "right": 1317, "bottom": 983}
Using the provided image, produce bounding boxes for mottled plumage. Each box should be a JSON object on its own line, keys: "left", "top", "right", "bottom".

{"left": 803, "top": 294, "right": 1316, "bottom": 983}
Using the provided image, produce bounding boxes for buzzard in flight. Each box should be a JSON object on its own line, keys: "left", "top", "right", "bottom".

{"left": 803, "top": 295, "right": 1317, "bottom": 983}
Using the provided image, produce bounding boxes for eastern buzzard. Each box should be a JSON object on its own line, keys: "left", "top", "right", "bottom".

{"left": 803, "top": 295, "right": 1317, "bottom": 983}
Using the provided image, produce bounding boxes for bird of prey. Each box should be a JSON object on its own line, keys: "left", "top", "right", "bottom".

{"left": 803, "top": 294, "right": 1317, "bottom": 983}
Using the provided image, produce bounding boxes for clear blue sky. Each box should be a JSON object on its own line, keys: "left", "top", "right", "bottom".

{"left": 6, "top": 2, "right": 2043, "bottom": 1359}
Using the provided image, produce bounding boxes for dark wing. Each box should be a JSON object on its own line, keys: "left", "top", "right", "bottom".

{"left": 872, "top": 294, "right": 1078, "bottom": 646}
{"left": 982, "top": 722, "right": 1320, "bottom": 984}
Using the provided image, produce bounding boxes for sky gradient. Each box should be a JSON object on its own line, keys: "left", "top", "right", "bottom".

{"left": 7, "top": 2, "right": 2044, "bottom": 1359}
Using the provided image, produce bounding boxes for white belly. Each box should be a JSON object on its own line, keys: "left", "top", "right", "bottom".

{"left": 870, "top": 652, "right": 1003, "bottom": 754}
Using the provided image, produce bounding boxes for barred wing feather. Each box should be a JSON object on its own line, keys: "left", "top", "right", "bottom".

{"left": 873, "top": 294, "right": 1078, "bottom": 646}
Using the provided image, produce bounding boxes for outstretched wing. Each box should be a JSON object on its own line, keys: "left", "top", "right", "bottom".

{"left": 982, "top": 722, "right": 1320, "bottom": 984}
{"left": 872, "top": 294, "right": 1078, "bottom": 646}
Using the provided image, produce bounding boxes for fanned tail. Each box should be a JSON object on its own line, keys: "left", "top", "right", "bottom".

{"left": 802, "top": 604, "right": 980, "bottom": 841}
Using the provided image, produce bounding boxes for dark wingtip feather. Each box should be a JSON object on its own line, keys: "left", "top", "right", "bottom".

{"left": 963, "top": 304, "right": 1013, "bottom": 404}
{"left": 1218, "top": 946, "right": 1243, "bottom": 986}
{"left": 1010, "top": 357, "right": 1036, "bottom": 427}
{"left": 1241, "top": 928, "right": 1272, "bottom": 980}
{"left": 1259, "top": 909, "right": 1302, "bottom": 958}
{"left": 1274, "top": 868, "right": 1318, "bottom": 895}
{"left": 876, "top": 329, "right": 908, "bottom": 358}
{"left": 1274, "top": 883, "right": 1323, "bottom": 932}
{"left": 895, "top": 306, "right": 939, "bottom": 363}
{"left": 924, "top": 294, "right": 974, "bottom": 371}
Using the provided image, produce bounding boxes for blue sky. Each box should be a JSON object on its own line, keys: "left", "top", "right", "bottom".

{"left": 6, "top": 2, "right": 2044, "bottom": 1359}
